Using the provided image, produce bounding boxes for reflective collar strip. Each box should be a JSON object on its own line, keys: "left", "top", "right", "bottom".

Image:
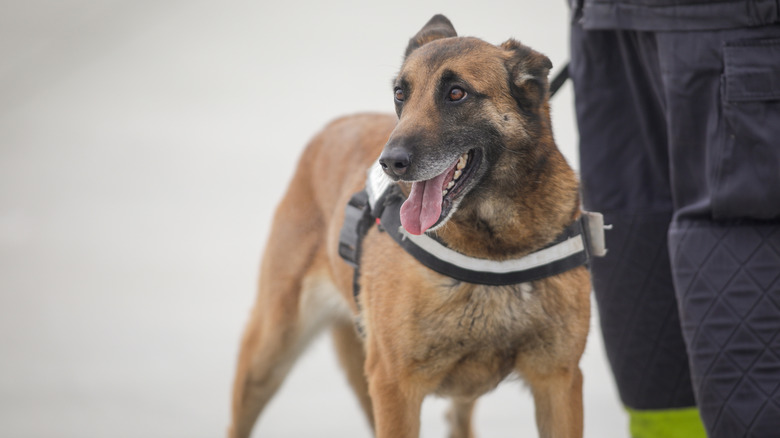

{"left": 374, "top": 192, "right": 597, "bottom": 286}
{"left": 402, "top": 230, "right": 586, "bottom": 274}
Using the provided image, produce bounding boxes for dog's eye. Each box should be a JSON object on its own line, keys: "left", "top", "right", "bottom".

{"left": 447, "top": 87, "right": 466, "bottom": 102}
{"left": 394, "top": 88, "right": 405, "bottom": 102}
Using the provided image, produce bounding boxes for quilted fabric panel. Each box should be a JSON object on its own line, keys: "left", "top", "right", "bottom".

{"left": 592, "top": 213, "right": 696, "bottom": 409}
{"left": 670, "top": 221, "right": 780, "bottom": 438}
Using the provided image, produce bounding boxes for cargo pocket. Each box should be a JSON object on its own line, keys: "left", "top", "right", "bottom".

{"left": 713, "top": 38, "right": 780, "bottom": 220}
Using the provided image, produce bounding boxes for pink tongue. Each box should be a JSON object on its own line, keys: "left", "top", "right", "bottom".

{"left": 400, "top": 170, "right": 451, "bottom": 235}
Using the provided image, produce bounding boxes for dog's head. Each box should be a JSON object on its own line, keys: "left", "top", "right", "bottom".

{"left": 379, "top": 15, "right": 555, "bottom": 236}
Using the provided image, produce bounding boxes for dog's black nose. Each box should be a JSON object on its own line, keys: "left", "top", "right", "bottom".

{"left": 378, "top": 149, "right": 411, "bottom": 177}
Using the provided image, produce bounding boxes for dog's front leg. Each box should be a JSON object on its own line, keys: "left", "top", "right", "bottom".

{"left": 527, "top": 366, "right": 584, "bottom": 438}
{"left": 366, "top": 355, "right": 424, "bottom": 438}
{"left": 446, "top": 398, "right": 476, "bottom": 438}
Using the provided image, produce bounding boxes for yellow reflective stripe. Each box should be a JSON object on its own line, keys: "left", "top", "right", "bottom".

{"left": 626, "top": 406, "right": 706, "bottom": 438}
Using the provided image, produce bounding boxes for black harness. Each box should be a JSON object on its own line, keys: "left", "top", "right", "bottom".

{"left": 338, "top": 164, "right": 606, "bottom": 304}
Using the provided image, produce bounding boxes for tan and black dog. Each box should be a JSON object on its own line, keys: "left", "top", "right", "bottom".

{"left": 229, "top": 15, "right": 591, "bottom": 438}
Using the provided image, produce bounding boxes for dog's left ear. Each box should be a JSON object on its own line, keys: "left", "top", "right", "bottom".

{"left": 405, "top": 14, "right": 457, "bottom": 57}
{"left": 501, "top": 39, "right": 553, "bottom": 108}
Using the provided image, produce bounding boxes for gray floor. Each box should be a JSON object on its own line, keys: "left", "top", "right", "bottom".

{"left": 0, "top": 1, "right": 626, "bottom": 437}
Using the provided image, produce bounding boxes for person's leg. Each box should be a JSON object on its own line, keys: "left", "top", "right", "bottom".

{"left": 658, "top": 25, "right": 780, "bottom": 438}
{"left": 570, "top": 23, "right": 705, "bottom": 436}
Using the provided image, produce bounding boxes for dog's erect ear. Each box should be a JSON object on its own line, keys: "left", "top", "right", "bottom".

{"left": 405, "top": 14, "right": 457, "bottom": 57}
{"left": 501, "top": 39, "right": 553, "bottom": 108}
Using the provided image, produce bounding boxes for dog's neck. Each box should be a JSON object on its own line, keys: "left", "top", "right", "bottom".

{"left": 432, "top": 141, "right": 580, "bottom": 261}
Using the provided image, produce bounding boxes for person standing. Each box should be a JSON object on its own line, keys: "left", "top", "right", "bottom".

{"left": 568, "top": 1, "right": 780, "bottom": 437}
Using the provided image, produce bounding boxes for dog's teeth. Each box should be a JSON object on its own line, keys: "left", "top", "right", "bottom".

{"left": 457, "top": 154, "right": 467, "bottom": 170}
{"left": 442, "top": 189, "right": 448, "bottom": 196}
{"left": 454, "top": 170, "right": 462, "bottom": 180}
{"left": 446, "top": 181, "right": 455, "bottom": 189}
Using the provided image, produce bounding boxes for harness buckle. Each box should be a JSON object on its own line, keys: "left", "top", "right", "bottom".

{"left": 338, "top": 190, "right": 372, "bottom": 268}
{"left": 581, "top": 211, "right": 608, "bottom": 258}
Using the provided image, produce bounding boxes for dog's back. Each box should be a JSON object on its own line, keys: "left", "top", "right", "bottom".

{"left": 228, "top": 113, "right": 396, "bottom": 437}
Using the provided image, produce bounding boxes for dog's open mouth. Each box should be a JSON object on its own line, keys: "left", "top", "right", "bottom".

{"left": 400, "top": 149, "right": 481, "bottom": 235}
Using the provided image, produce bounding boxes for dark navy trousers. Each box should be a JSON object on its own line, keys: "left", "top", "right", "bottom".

{"left": 571, "top": 22, "right": 780, "bottom": 437}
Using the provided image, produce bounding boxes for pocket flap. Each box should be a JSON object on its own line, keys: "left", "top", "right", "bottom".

{"left": 724, "top": 38, "right": 780, "bottom": 102}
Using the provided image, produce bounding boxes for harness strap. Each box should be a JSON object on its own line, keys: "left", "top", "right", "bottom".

{"left": 338, "top": 183, "right": 606, "bottom": 293}
{"left": 337, "top": 189, "right": 373, "bottom": 304}
{"left": 374, "top": 186, "right": 601, "bottom": 285}
{"left": 549, "top": 63, "right": 569, "bottom": 98}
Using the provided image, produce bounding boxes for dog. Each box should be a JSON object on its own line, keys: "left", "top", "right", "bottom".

{"left": 229, "top": 14, "right": 593, "bottom": 438}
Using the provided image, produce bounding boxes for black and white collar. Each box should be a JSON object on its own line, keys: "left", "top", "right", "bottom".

{"left": 339, "top": 163, "right": 607, "bottom": 287}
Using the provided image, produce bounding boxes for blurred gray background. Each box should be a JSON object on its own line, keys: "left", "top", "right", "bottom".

{"left": 0, "top": 1, "right": 626, "bottom": 437}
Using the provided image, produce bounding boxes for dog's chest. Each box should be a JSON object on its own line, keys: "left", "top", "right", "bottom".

{"left": 410, "top": 282, "right": 554, "bottom": 395}
{"left": 438, "top": 283, "right": 537, "bottom": 340}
